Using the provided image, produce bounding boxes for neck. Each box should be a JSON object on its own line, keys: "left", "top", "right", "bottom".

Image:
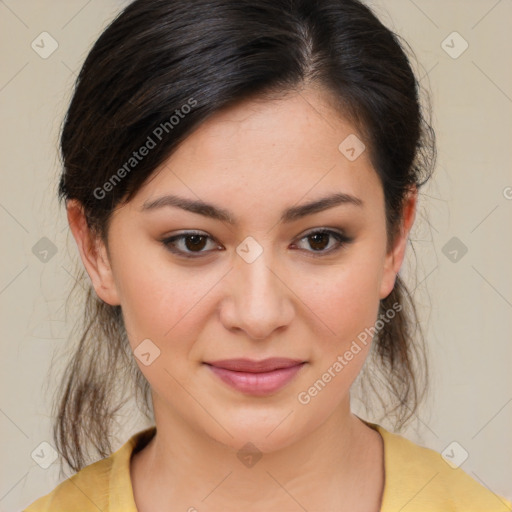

{"left": 131, "top": 394, "right": 384, "bottom": 511}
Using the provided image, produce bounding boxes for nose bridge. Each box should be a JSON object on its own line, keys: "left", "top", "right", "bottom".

{"left": 223, "top": 236, "right": 293, "bottom": 338}
{"left": 240, "top": 243, "right": 277, "bottom": 298}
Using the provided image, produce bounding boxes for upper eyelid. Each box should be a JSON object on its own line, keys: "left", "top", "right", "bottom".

{"left": 166, "top": 227, "right": 345, "bottom": 243}
{"left": 163, "top": 228, "right": 348, "bottom": 253}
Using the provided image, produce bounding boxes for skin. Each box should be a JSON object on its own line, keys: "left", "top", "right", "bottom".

{"left": 67, "top": 85, "right": 417, "bottom": 511}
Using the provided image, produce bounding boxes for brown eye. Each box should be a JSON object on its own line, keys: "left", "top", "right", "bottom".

{"left": 307, "top": 232, "right": 331, "bottom": 251}
{"left": 293, "top": 229, "right": 353, "bottom": 256}
{"left": 162, "top": 231, "right": 220, "bottom": 257}
{"left": 183, "top": 234, "right": 208, "bottom": 252}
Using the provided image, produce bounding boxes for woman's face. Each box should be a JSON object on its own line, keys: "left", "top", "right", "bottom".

{"left": 70, "top": 87, "right": 415, "bottom": 452}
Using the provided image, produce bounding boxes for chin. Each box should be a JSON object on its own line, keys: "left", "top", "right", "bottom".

{"left": 198, "top": 408, "right": 310, "bottom": 455}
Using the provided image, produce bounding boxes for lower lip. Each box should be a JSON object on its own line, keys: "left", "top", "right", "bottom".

{"left": 205, "top": 363, "right": 306, "bottom": 396}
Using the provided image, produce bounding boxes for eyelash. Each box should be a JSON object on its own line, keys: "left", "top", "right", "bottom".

{"left": 161, "top": 229, "right": 353, "bottom": 259}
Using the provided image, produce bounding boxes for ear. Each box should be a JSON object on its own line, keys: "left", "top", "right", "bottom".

{"left": 379, "top": 186, "right": 417, "bottom": 300}
{"left": 66, "top": 199, "right": 121, "bottom": 306}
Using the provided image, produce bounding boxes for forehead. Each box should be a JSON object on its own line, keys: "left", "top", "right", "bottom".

{"left": 127, "top": 88, "right": 383, "bottom": 221}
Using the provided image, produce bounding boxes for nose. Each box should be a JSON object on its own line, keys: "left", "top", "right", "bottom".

{"left": 219, "top": 246, "right": 294, "bottom": 340}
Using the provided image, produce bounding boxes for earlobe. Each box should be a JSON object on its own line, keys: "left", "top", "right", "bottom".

{"left": 66, "top": 199, "right": 121, "bottom": 306}
{"left": 379, "top": 187, "right": 418, "bottom": 300}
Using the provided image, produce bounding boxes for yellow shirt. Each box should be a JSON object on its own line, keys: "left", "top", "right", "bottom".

{"left": 23, "top": 421, "right": 512, "bottom": 511}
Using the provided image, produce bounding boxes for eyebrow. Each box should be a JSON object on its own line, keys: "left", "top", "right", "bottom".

{"left": 140, "top": 192, "right": 363, "bottom": 224}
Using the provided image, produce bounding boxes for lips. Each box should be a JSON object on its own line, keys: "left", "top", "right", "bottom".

{"left": 204, "top": 357, "right": 304, "bottom": 373}
{"left": 203, "top": 358, "right": 306, "bottom": 396}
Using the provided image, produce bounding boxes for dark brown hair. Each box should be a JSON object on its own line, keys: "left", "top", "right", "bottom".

{"left": 52, "top": 0, "right": 436, "bottom": 475}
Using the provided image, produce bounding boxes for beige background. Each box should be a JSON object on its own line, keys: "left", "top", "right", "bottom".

{"left": 1, "top": 0, "right": 511, "bottom": 510}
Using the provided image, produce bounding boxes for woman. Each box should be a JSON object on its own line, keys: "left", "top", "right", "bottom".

{"left": 24, "top": 0, "right": 511, "bottom": 510}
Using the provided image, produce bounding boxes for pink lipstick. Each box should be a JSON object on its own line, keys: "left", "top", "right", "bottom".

{"left": 204, "top": 358, "right": 306, "bottom": 396}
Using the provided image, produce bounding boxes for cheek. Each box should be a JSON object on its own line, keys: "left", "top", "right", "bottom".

{"left": 113, "top": 248, "right": 225, "bottom": 354}
{"left": 299, "top": 256, "right": 384, "bottom": 350}
{"left": 115, "top": 260, "right": 215, "bottom": 390}
{"left": 294, "top": 262, "right": 382, "bottom": 415}
{"left": 110, "top": 244, "right": 184, "bottom": 338}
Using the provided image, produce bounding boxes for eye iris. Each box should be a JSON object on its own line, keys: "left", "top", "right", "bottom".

{"left": 185, "top": 234, "right": 207, "bottom": 251}
{"left": 309, "top": 232, "right": 330, "bottom": 251}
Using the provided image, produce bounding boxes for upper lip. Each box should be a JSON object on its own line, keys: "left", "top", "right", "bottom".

{"left": 204, "top": 358, "right": 305, "bottom": 373}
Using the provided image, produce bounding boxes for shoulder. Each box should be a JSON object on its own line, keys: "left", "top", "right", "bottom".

{"left": 23, "top": 427, "right": 156, "bottom": 512}
{"left": 23, "top": 456, "right": 113, "bottom": 512}
{"left": 370, "top": 422, "right": 512, "bottom": 512}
